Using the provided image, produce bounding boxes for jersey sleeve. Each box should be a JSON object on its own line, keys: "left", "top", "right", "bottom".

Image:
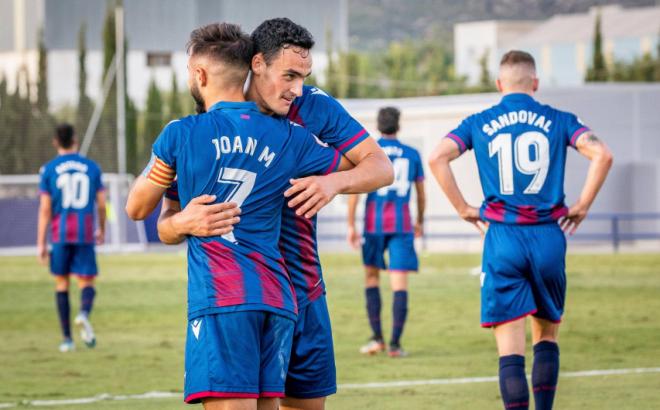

{"left": 295, "top": 87, "right": 370, "bottom": 154}
{"left": 165, "top": 179, "right": 180, "bottom": 201}
{"left": 143, "top": 120, "right": 183, "bottom": 188}
{"left": 564, "top": 112, "right": 591, "bottom": 149}
{"left": 413, "top": 151, "right": 425, "bottom": 182}
{"left": 445, "top": 116, "right": 474, "bottom": 153}
{"left": 293, "top": 127, "right": 341, "bottom": 177}
{"left": 38, "top": 166, "right": 50, "bottom": 195}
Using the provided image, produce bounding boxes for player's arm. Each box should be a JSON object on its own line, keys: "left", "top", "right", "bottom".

{"left": 157, "top": 195, "right": 240, "bottom": 244}
{"left": 36, "top": 193, "right": 52, "bottom": 265}
{"left": 561, "top": 131, "right": 613, "bottom": 234}
{"left": 414, "top": 179, "right": 426, "bottom": 238}
{"left": 285, "top": 139, "right": 394, "bottom": 219}
{"left": 346, "top": 194, "right": 361, "bottom": 249}
{"left": 428, "top": 138, "right": 486, "bottom": 233}
{"left": 96, "top": 190, "right": 106, "bottom": 245}
{"left": 125, "top": 175, "right": 168, "bottom": 220}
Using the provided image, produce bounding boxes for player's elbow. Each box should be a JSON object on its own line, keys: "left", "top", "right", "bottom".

{"left": 427, "top": 150, "right": 448, "bottom": 169}
{"left": 125, "top": 200, "right": 148, "bottom": 221}
{"left": 596, "top": 146, "right": 614, "bottom": 169}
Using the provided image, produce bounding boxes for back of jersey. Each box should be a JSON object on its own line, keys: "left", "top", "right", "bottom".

{"left": 364, "top": 138, "right": 424, "bottom": 234}
{"left": 39, "top": 153, "right": 103, "bottom": 244}
{"left": 447, "top": 93, "right": 589, "bottom": 224}
{"left": 151, "top": 101, "right": 339, "bottom": 320}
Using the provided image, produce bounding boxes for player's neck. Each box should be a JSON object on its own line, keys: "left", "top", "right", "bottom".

{"left": 501, "top": 89, "right": 534, "bottom": 97}
{"left": 57, "top": 148, "right": 77, "bottom": 155}
{"left": 381, "top": 133, "right": 398, "bottom": 140}
{"left": 203, "top": 87, "right": 246, "bottom": 111}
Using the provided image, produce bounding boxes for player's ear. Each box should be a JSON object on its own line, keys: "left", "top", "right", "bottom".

{"left": 196, "top": 66, "right": 208, "bottom": 87}
{"left": 251, "top": 53, "right": 266, "bottom": 75}
{"left": 495, "top": 78, "right": 503, "bottom": 93}
{"left": 532, "top": 77, "right": 539, "bottom": 92}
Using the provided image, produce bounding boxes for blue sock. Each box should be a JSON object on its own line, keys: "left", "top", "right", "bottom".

{"left": 391, "top": 290, "right": 408, "bottom": 347}
{"left": 365, "top": 287, "right": 382, "bottom": 341}
{"left": 80, "top": 286, "right": 96, "bottom": 317}
{"left": 532, "top": 341, "right": 560, "bottom": 410}
{"left": 499, "top": 355, "right": 529, "bottom": 409}
{"left": 55, "top": 291, "right": 71, "bottom": 340}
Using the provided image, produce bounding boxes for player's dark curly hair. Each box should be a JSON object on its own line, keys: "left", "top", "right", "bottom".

{"left": 55, "top": 123, "right": 75, "bottom": 149}
{"left": 187, "top": 22, "right": 253, "bottom": 70}
{"left": 251, "top": 18, "right": 315, "bottom": 64}
{"left": 377, "top": 107, "right": 401, "bottom": 135}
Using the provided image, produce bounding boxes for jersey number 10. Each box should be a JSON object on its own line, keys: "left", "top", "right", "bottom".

{"left": 56, "top": 172, "right": 90, "bottom": 209}
{"left": 488, "top": 131, "right": 549, "bottom": 195}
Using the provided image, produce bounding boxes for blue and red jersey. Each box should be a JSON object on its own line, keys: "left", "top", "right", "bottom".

{"left": 149, "top": 101, "right": 340, "bottom": 321}
{"left": 279, "top": 86, "right": 369, "bottom": 306}
{"left": 363, "top": 138, "right": 424, "bottom": 235}
{"left": 446, "top": 93, "right": 590, "bottom": 225}
{"left": 39, "top": 153, "right": 104, "bottom": 244}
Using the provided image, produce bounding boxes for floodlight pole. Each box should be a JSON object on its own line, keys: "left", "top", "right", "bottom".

{"left": 115, "top": 4, "right": 126, "bottom": 176}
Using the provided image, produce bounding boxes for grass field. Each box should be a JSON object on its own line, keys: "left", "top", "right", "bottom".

{"left": 1, "top": 252, "right": 659, "bottom": 409}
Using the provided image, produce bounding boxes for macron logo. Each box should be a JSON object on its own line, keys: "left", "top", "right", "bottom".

{"left": 191, "top": 319, "right": 202, "bottom": 340}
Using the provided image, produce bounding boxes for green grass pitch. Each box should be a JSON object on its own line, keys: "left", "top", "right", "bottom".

{"left": 1, "top": 252, "right": 659, "bottom": 409}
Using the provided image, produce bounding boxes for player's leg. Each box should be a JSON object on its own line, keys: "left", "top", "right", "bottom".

{"left": 50, "top": 244, "right": 74, "bottom": 352}
{"left": 282, "top": 296, "right": 336, "bottom": 410}
{"left": 72, "top": 245, "right": 98, "bottom": 348}
{"left": 386, "top": 233, "right": 418, "bottom": 357}
{"left": 482, "top": 224, "right": 536, "bottom": 410}
{"left": 493, "top": 319, "right": 529, "bottom": 410}
{"left": 203, "top": 398, "right": 256, "bottom": 410}
{"left": 361, "top": 234, "right": 386, "bottom": 353}
{"left": 527, "top": 223, "right": 566, "bottom": 410}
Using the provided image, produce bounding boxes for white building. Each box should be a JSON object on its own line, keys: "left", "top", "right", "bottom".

{"left": 0, "top": 0, "right": 348, "bottom": 109}
{"left": 455, "top": 5, "right": 660, "bottom": 87}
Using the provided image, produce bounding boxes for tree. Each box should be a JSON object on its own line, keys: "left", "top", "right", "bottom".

{"left": 142, "top": 78, "right": 164, "bottom": 165}
{"left": 75, "top": 23, "right": 94, "bottom": 138}
{"left": 478, "top": 48, "right": 494, "bottom": 91}
{"left": 36, "top": 27, "right": 48, "bottom": 112}
{"left": 168, "top": 71, "right": 183, "bottom": 120}
{"left": 586, "top": 12, "right": 608, "bottom": 82}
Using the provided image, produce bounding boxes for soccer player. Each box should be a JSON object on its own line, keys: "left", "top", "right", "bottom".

{"left": 156, "top": 18, "right": 393, "bottom": 410}
{"left": 37, "top": 123, "right": 105, "bottom": 352}
{"left": 428, "top": 50, "right": 613, "bottom": 410}
{"left": 346, "top": 107, "right": 425, "bottom": 357}
{"left": 125, "top": 23, "right": 352, "bottom": 410}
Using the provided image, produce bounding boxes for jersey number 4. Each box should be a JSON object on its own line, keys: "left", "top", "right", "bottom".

{"left": 489, "top": 131, "right": 549, "bottom": 195}
{"left": 56, "top": 172, "right": 90, "bottom": 209}
{"left": 377, "top": 158, "right": 410, "bottom": 197}
{"left": 216, "top": 167, "right": 256, "bottom": 243}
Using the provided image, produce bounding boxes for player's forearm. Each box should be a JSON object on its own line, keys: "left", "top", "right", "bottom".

{"left": 126, "top": 176, "right": 166, "bottom": 220}
{"left": 415, "top": 182, "right": 426, "bottom": 224}
{"left": 336, "top": 151, "right": 393, "bottom": 194}
{"left": 157, "top": 209, "right": 186, "bottom": 244}
{"left": 36, "top": 209, "right": 50, "bottom": 246}
{"left": 347, "top": 194, "right": 359, "bottom": 227}
{"left": 576, "top": 149, "right": 613, "bottom": 210}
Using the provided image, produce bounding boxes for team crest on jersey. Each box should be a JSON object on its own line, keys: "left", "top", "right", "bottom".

{"left": 191, "top": 319, "right": 202, "bottom": 340}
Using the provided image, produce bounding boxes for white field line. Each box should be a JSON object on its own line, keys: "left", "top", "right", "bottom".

{"left": 1, "top": 367, "right": 659, "bottom": 408}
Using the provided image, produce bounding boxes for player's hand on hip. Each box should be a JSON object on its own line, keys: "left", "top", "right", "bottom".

{"left": 347, "top": 225, "right": 361, "bottom": 249}
{"left": 37, "top": 243, "right": 48, "bottom": 265}
{"left": 284, "top": 175, "right": 340, "bottom": 219}
{"left": 560, "top": 203, "right": 588, "bottom": 235}
{"left": 460, "top": 206, "right": 487, "bottom": 235}
{"left": 175, "top": 195, "right": 241, "bottom": 237}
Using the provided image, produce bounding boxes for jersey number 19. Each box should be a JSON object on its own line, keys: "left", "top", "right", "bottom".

{"left": 489, "top": 131, "right": 549, "bottom": 195}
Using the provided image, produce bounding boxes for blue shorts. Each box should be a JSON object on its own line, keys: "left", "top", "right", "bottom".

{"left": 184, "top": 311, "right": 295, "bottom": 403}
{"left": 285, "top": 295, "right": 336, "bottom": 398}
{"left": 362, "top": 233, "right": 418, "bottom": 272}
{"left": 481, "top": 223, "right": 567, "bottom": 327}
{"left": 50, "top": 244, "right": 98, "bottom": 276}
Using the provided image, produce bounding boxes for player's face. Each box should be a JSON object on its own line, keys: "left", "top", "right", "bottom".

{"left": 252, "top": 46, "right": 312, "bottom": 116}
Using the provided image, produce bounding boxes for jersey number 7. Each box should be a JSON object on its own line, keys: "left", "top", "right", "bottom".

{"left": 216, "top": 167, "right": 256, "bottom": 243}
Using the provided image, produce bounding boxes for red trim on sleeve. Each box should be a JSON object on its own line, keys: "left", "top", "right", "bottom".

{"left": 337, "top": 129, "right": 367, "bottom": 152}
{"left": 323, "top": 150, "right": 340, "bottom": 175}
{"left": 446, "top": 133, "right": 467, "bottom": 152}
{"left": 570, "top": 127, "right": 590, "bottom": 147}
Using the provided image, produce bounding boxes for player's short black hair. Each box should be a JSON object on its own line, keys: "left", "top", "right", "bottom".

{"left": 251, "top": 18, "right": 315, "bottom": 64}
{"left": 187, "top": 22, "right": 253, "bottom": 71}
{"left": 54, "top": 123, "right": 75, "bottom": 149}
{"left": 500, "top": 50, "right": 536, "bottom": 69}
{"left": 377, "top": 107, "right": 401, "bottom": 135}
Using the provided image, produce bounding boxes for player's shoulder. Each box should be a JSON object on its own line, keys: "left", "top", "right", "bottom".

{"left": 296, "top": 85, "right": 340, "bottom": 108}
{"left": 400, "top": 141, "right": 422, "bottom": 158}
{"left": 164, "top": 115, "right": 199, "bottom": 133}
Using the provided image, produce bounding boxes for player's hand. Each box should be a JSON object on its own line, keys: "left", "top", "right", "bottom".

{"left": 95, "top": 229, "right": 105, "bottom": 245}
{"left": 560, "top": 202, "right": 588, "bottom": 235}
{"left": 459, "top": 206, "right": 488, "bottom": 235}
{"left": 347, "top": 225, "right": 361, "bottom": 249}
{"left": 284, "top": 175, "right": 341, "bottom": 219}
{"left": 172, "top": 195, "right": 241, "bottom": 237}
{"left": 37, "top": 243, "right": 48, "bottom": 265}
{"left": 414, "top": 222, "right": 424, "bottom": 238}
